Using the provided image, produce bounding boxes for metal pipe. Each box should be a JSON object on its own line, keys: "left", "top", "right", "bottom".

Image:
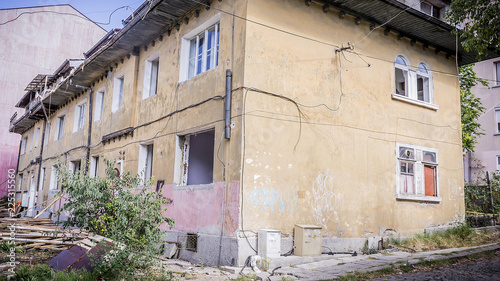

{"left": 224, "top": 69, "right": 232, "bottom": 139}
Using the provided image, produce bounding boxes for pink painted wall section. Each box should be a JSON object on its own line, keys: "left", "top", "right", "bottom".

{"left": 0, "top": 144, "right": 19, "bottom": 198}
{"left": 160, "top": 181, "right": 240, "bottom": 236}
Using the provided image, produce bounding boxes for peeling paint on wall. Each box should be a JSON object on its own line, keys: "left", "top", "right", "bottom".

{"left": 309, "top": 171, "right": 341, "bottom": 230}
{"left": 248, "top": 186, "right": 298, "bottom": 213}
{"left": 448, "top": 179, "right": 458, "bottom": 201}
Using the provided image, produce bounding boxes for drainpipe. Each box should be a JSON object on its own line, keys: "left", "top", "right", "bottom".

{"left": 224, "top": 69, "right": 232, "bottom": 139}
{"left": 35, "top": 119, "right": 47, "bottom": 193}
{"left": 74, "top": 85, "right": 93, "bottom": 172}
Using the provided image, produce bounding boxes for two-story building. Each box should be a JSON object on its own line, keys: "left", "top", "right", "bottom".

{"left": 10, "top": 0, "right": 493, "bottom": 266}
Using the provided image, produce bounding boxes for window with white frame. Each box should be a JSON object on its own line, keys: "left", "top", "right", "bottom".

{"left": 495, "top": 62, "right": 500, "bottom": 86}
{"left": 179, "top": 15, "right": 220, "bottom": 82}
{"left": 495, "top": 108, "right": 500, "bottom": 133}
{"left": 112, "top": 75, "right": 124, "bottom": 112}
{"left": 138, "top": 143, "right": 154, "bottom": 183}
{"left": 73, "top": 102, "right": 86, "bottom": 132}
{"left": 420, "top": 1, "right": 441, "bottom": 18}
{"left": 175, "top": 130, "right": 215, "bottom": 186}
{"left": 29, "top": 131, "right": 34, "bottom": 152}
{"left": 55, "top": 115, "right": 65, "bottom": 140}
{"left": 21, "top": 136, "right": 28, "bottom": 155}
{"left": 69, "top": 160, "right": 81, "bottom": 173}
{"left": 18, "top": 173, "right": 23, "bottom": 191}
{"left": 90, "top": 156, "right": 99, "bottom": 178}
{"left": 143, "top": 56, "right": 159, "bottom": 99}
{"left": 394, "top": 56, "right": 434, "bottom": 106}
{"left": 44, "top": 123, "right": 50, "bottom": 145}
{"left": 94, "top": 90, "right": 104, "bottom": 122}
{"left": 396, "top": 143, "right": 439, "bottom": 201}
{"left": 49, "top": 165, "right": 58, "bottom": 190}
{"left": 34, "top": 127, "right": 40, "bottom": 148}
{"left": 38, "top": 168, "right": 45, "bottom": 192}
{"left": 497, "top": 156, "right": 500, "bottom": 172}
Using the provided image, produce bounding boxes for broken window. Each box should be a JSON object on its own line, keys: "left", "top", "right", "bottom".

{"left": 396, "top": 143, "right": 439, "bottom": 199}
{"left": 49, "top": 166, "right": 58, "bottom": 190}
{"left": 395, "top": 56, "right": 408, "bottom": 97}
{"left": 90, "top": 156, "right": 99, "bottom": 178}
{"left": 21, "top": 136, "right": 28, "bottom": 155}
{"left": 138, "top": 143, "right": 154, "bottom": 183}
{"left": 94, "top": 90, "right": 104, "bottom": 122}
{"left": 34, "top": 127, "right": 40, "bottom": 148}
{"left": 143, "top": 56, "right": 159, "bottom": 99}
{"left": 55, "top": 115, "right": 65, "bottom": 140}
{"left": 44, "top": 123, "right": 50, "bottom": 145}
{"left": 178, "top": 130, "right": 215, "bottom": 186}
{"left": 112, "top": 75, "right": 124, "bottom": 112}
{"left": 70, "top": 160, "right": 81, "bottom": 173}
{"left": 74, "top": 103, "right": 86, "bottom": 132}
{"left": 398, "top": 147, "right": 415, "bottom": 194}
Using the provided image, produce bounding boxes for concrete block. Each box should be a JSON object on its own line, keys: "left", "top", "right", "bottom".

{"left": 163, "top": 243, "right": 178, "bottom": 259}
{"left": 256, "top": 272, "right": 270, "bottom": 281}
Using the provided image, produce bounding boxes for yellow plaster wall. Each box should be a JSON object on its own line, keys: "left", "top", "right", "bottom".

{"left": 240, "top": 0, "right": 464, "bottom": 238}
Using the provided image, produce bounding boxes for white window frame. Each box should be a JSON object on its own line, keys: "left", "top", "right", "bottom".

{"left": 143, "top": 54, "right": 160, "bottom": 99}
{"left": 18, "top": 173, "right": 23, "bottom": 191}
{"left": 39, "top": 167, "right": 45, "bottom": 192}
{"left": 112, "top": 74, "right": 124, "bottom": 112}
{"left": 392, "top": 56, "right": 437, "bottom": 110}
{"left": 34, "top": 127, "right": 40, "bottom": 148}
{"left": 138, "top": 143, "right": 154, "bottom": 184}
{"left": 44, "top": 123, "right": 50, "bottom": 145}
{"left": 420, "top": 1, "right": 440, "bottom": 17}
{"left": 179, "top": 14, "right": 220, "bottom": 82}
{"left": 496, "top": 108, "right": 500, "bottom": 134}
{"left": 69, "top": 160, "right": 81, "bottom": 173}
{"left": 73, "top": 100, "right": 87, "bottom": 133}
{"left": 21, "top": 136, "right": 28, "bottom": 155}
{"left": 49, "top": 165, "right": 58, "bottom": 190}
{"left": 495, "top": 61, "right": 500, "bottom": 86}
{"left": 54, "top": 115, "right": 65, "bottom": 141}
{"left": 395, "top": 143, "right": 441, "bottom": 202}
{"left": 94, "top": 89, "right": 104, "bottom": 122}
{"left": 29, "top": 131, "right": 34, "bottom": 152}
{"left": 90, "top": 156, "right": 99, "bottom": 178}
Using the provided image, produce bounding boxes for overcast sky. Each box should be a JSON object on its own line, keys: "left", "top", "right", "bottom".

{"left": 0, "top": 0, "right": 145, "bottom": 31}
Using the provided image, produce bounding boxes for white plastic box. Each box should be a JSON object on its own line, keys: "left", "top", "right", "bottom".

{"left": 258, "top": 229, "right": 281, "bottom": 258}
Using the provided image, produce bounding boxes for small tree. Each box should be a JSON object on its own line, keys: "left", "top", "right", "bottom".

{"left": 56, "top": 158, "right": 174, "bottom": 278}
{"left": 446, "top": 0, "right": 500, "bottom": 58}
{"left": 460, "top": 64, "right": 488, "bottom": 153}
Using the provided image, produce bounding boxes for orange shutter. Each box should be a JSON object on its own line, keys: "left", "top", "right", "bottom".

{"left": 424, "top": 166, "right": 435, "bottom": 196}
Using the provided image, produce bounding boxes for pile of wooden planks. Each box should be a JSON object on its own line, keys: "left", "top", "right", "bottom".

{"left": 0, "top": 217, "right": 92, "bottom": 251}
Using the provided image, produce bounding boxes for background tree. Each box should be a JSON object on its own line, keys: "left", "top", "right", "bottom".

{"left": 446, "top": 0, "right": 500, "bottom": 57}
{"left": 460, "top": 64, "right": 488, "bottom": 152}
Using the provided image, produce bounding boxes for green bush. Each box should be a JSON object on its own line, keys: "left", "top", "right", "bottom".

{"left": 55, "top": 158, "right": 175, "bottom": 279}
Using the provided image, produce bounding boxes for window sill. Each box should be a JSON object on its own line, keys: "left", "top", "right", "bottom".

{"left": 396, "top": 194, "right": 442, "bottom": 203}
{"left": 391, "top": 94, "right": 439, "bottom": 110}
{"left": 491, "top": 85, "right": 500, "bottom": 88}
{"left": 173, "top": 183, "right": 215, "bottom": 191}
{"left": 494, "top": 133, "right": 500, "bottom": 136}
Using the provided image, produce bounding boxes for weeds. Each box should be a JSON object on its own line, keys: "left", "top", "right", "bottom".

{"left": 399, "top": 223, "right": 499, "bottom": 251}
